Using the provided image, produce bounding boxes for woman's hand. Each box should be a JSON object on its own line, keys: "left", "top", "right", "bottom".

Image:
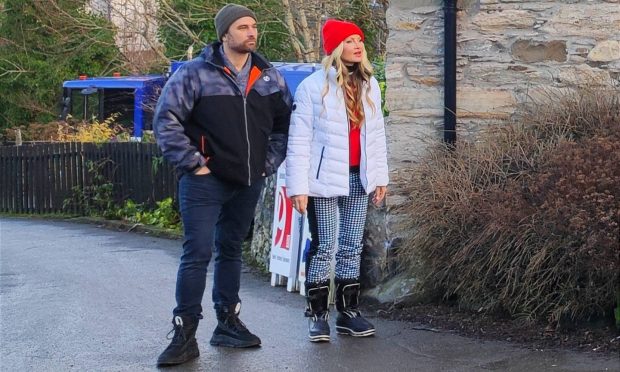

{"left": 372, "top": 186, "right": 387, "bottom": 207}
{"left": 291, "top": 195, "right": 308, "bottom": 214}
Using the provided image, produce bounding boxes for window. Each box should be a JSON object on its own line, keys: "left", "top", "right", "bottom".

{"left": 70, "top": 88, "right": 100, "bottom": 121}
{"left": 102, "top": 88, "right": 135, "bottom": 129}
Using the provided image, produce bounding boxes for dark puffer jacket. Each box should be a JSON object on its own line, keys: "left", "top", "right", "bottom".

{"left": 153, "top": 42, "right": 292, "bottom": 185}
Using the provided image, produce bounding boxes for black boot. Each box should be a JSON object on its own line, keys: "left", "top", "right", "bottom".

{"left": 335, "top": 280, "right": 375, "bottom": 337}
{"left": 210, "top": 302, "right": 261, "bottom": 348}
{"left": 156, "top": 315, "right": 200, "bottom": 367}
{"left": 305, "top": 283, "right": 330, "bottom": 342}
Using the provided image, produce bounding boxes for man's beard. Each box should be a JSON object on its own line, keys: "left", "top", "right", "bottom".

{"left": 230, "top": 39, "right": 256, "bottom": 53}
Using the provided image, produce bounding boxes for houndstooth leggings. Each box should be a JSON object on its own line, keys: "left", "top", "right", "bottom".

{"left": 305, "top": 171, "right": 368, "bottom": 284}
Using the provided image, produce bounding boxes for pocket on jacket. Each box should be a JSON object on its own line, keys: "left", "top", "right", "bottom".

{"left": 315, "top": 146, "right": 325, "bottom": 179}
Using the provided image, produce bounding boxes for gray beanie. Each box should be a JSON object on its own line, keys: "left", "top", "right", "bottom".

{"left": 214, "top": 4, "right": 257, "bottom": 41}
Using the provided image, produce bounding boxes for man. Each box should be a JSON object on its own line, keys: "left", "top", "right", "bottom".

{"left": 153, "top": 3, "right": 292, "bottom": 367}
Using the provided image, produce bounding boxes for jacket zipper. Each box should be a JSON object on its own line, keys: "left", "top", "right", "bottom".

{"left": 316, "top": 146, "right": 325, "bottom": 179}
{"left": 362, "top": 115, "right": 369, "bottom": 187}
{"left": 241, "top": 70, "right": 269, "bottom": 185}
{"left": 243, "top": 96, "right": 250, "bottom": 185}
{"left": 217, "top": 64, "right": 254, "bottom": 186}
{"left": 345, "top": 99, "right": 352, "bottom": 197}
{"left": 361, "top": 83, "right": 369, "bottom": 188}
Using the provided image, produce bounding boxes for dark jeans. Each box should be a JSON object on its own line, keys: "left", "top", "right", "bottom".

{"left": 173, "top": 172, "right": 264, "bottom": 319}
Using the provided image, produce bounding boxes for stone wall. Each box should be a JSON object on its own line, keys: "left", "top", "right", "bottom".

{"left": 371, "top": 0, "right": 619, "bottom": 299}
{"left": 385, "top": 0, "right": 619, "bottom": 173}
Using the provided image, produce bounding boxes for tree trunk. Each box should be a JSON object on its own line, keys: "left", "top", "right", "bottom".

{"left": 280, "top": 0, "right": 304, "bottom": 62}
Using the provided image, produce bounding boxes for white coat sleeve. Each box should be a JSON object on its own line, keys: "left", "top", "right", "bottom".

{"left": 285, "top": 81, "right": 314, "bottom": 197}
{"left": 372, "top": 78, "right": 389, "bottom": 186}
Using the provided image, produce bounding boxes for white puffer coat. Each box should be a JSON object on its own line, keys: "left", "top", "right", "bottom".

{"left": 285, "top": 67, "right": 389, "bottom": 197}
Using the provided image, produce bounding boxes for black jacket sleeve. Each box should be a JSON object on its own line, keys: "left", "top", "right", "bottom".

{"left": 264, "top": 69, "right": 293, "bottom": 176}
{"left": 153, "top": 62, "right": 205, "bottom": 173}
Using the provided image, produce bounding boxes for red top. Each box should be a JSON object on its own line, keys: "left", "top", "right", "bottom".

{"left": 349, "top": 122, "right": 361, "bottom": 167}
{"left": 346, "top": 81, "right": 362, "bottom": 167}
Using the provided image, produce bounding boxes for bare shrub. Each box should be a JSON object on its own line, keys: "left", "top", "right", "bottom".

{"left": 4, "top": 115, "right": 129, "bottom": 143}
{"left": 397, "top": 85, "right": 620, "bottom": 326}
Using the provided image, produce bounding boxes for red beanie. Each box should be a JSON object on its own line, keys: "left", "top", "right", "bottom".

{"left": 322, "top": 19, "right": 365, "bottom": 56}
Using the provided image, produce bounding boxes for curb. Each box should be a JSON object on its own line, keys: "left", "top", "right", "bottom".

{"left": 67, "top": 216, "right": 183, "bottom": 240}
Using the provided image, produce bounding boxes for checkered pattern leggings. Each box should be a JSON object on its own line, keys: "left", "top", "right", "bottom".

{"left": 305, "top": 171, "right": 368, "bottom": 284}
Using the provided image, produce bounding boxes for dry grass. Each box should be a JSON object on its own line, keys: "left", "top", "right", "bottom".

{"left": 397, "top": 85, "right": 620, "bottom": 326}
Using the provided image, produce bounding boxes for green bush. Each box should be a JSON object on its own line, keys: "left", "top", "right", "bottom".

{"left": 118, "top": 198, "right": 181, "bottom": 231}
{"left": 63, "top": 155, "right": 180, "bottom": 230}
{"left": 397, "top": 85, "right": 620, "bottom": 326}
{"left": 0, "top": 0, "right": 120, "bottom": 131}
{"left": 64, "top": 159, "right": 117, "bottom": 218}
{"left": 372, "top": 58, "right": 388, "bottom": 116}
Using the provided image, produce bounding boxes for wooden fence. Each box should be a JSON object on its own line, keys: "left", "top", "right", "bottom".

{"left": 0, "top": 142, "right": 177, "bottom": 214}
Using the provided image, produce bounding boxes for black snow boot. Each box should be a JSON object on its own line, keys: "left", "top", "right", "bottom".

{"left": 210, "top": 302, "right": 261, "bottom": 348}
{"left": 335, "top": 280, "right": 375, "bottom": 337}
{"left": 156, "top": 315, "right": 200, "bottom": 367}
{"left": 305, "top": 283, "right": 331, "bottom": 342}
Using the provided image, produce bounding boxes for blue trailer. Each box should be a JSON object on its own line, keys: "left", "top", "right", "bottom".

{"left": 61, "top": 75, "right": 165, "bottom": 140}
{"left": 61, "top": 62, "right": 319, "bottom": 140}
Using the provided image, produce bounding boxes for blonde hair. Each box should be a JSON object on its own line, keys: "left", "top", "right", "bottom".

{"left": 321, "top": 41, "right": 375, "bottom": 129}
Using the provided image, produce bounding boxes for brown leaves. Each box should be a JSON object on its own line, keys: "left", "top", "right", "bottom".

{"left": 396, "top": 85, "right": 620, "bottom": 326}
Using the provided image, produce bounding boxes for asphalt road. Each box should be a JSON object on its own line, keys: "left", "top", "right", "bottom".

{"left": 1, "top": 218, "right": 618, "bottom": 372}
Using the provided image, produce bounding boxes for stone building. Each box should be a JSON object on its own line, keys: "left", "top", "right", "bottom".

{"left": 88, "top": 0, "right": 161, "bottom": 70}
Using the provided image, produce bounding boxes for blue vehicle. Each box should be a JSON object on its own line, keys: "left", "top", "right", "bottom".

{"left": 61, "top": 62, "right": 318, "bottom": 140}
{"left": 61, "top": 74, "right": 165, "bottom": 140}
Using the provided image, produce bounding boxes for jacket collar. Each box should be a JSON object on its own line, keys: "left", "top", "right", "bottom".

{"left": 200, "top": 42, "right": 272, "bottom": 71}
{"left": 324, "top": 66, "right": 369, "bottom": 89}
{"left": 325, "top": 66, "right": 338, "bottom": 82}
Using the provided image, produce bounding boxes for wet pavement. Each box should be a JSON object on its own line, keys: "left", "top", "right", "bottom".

{"left": 1, "top": 218, "right": 618, "bottom": 371}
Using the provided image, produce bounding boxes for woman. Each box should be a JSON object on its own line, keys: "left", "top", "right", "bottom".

{"left": 286, "top": 19, "right": 389, "bottom": 342}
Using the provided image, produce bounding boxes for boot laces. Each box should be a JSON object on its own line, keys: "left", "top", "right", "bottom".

{"left": 224, "top": 313, "right": 249, "bottom": 333}
{"left": 343, "top": 309, "right": 361, "bottom": 319}
{"left": 312, "top": 311, "right": 329, "bottom": 322}
{"left": 166, "top": 316, "right": 187, "bottom": 342}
